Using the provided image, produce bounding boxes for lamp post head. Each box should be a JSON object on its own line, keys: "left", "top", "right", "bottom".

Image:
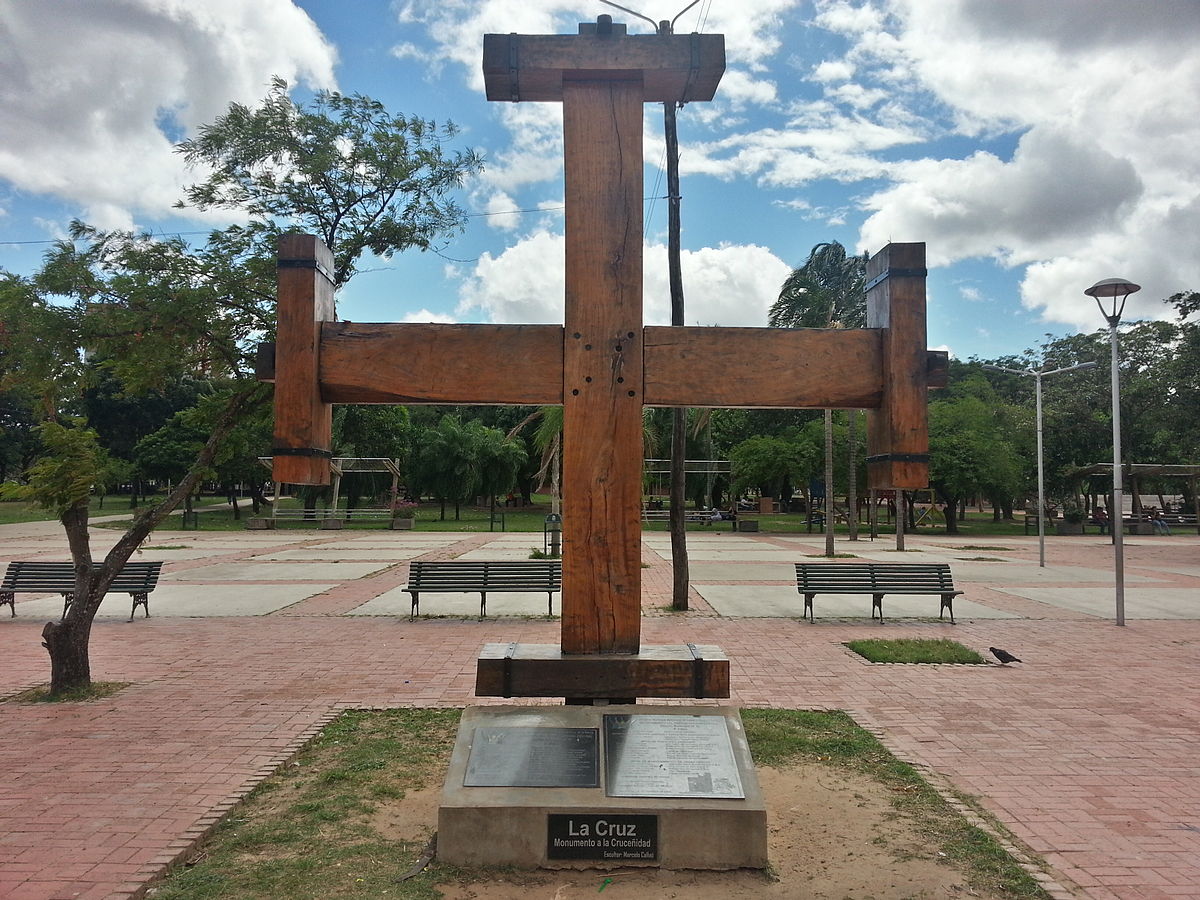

{"left": 1085, "top": 278, "right": 1141, "bottom": 326}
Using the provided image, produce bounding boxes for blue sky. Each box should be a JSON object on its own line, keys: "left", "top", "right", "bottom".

{"left": 2, "top": 1, "right": 1198, "bottom": 361}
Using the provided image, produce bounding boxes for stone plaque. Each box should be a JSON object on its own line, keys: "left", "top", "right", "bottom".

{"left": 547, "top": 813, "right": 658, "bottom": 861}
{"left": 464, "top": 726, "right": 599, "bottom": 788}
{"left": 604, "top": 714, "right": 744, "bottom": 799}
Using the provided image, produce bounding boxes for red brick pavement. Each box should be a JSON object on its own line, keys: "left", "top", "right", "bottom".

{"left": 1, "top": 528, "right": 1198, "bottom": 898}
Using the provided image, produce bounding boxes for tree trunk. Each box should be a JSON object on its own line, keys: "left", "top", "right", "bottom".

{"left": 847, "top": 410, "right": 858, "bottom": 541}
{"left": 664, "top": 96, "right": 689, "bottom": 612}
{"left": 670, "top": 407, "right": 689, "bottom": 611}
{"left": 824, "top": 408, "right": 835, "bottom": 557}
{"left": 41, "top": 618, "right": 93, "bottom": 693}
{"left": 41, "top": 385, "right": 269, "bottom": 695}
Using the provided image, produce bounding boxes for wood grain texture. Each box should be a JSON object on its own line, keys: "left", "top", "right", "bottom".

{"left": 475, "top": 643, "right": 730, "bottom": 699}
{"left": 273, "top": 234, "right": 334, "bottom": 485}
{"left": 644, "top": 326, "right": 884, "bottom": 408}
{"left": 561, "top": 80, "right": 644, "bottom": 655}
{"left": 319, "top": 323, "right": 563, "bottom": 405}
{"left": 865, "top": 242, "right": 929, "bottom": 490}
{"left": 483, "top": 33, "right": 725, "bottom": 102}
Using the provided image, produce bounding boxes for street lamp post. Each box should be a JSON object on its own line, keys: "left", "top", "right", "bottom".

{"left": 1084, "top": 278, "right": 1141, "bottom": 626}
{"left": 984, "top": 361, "right": 1098, "bottom": 567}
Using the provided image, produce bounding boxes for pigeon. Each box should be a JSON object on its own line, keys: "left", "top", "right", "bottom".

{"left": 989, "top": 647, "right": 1022, "bottom": 665}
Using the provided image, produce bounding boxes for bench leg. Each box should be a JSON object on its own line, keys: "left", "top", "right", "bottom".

{"left": 547, "top": 592, "right": 553, "bottom": 617}
{"left": 409, "top": 592, "right": 419, "bottom": 620}
{"left": 803, "top": 593, "right": 814, "bottom": 623}
{"left": 872, "top": 594, "right": 884, "bottom": 622}
{"left": 130, "top": 592, "right": 150, "bottom": 623}
{"left": 1, "top": 591, "right": 13, "bottom": 617}
{"left": 479, "top": 592, "right": 487, "bottom": 620}
{"left": 940, "top": 595, "right": 955, "bottom": 625}
{"left": 61, "top": 592, "right": 74, "bottom": 619}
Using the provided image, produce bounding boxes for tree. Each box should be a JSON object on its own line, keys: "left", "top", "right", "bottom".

{"left": 769, "top": 241, "right": 868, "bottom": 553}
{"left": 730, "top": 434, "right": 818, "bottom": 501}
{"left": 0, "top": 81, "right": 480, "bottom": 694}
{"left": 176, "top": 77, "right": 482, "bottom": 288}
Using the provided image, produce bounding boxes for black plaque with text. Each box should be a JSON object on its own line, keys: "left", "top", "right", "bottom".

{"left": 464, "top": 726, "right": 599, "bottom": 788}
{"left": 547, "top": 813, "right": 658, "bottom": 861}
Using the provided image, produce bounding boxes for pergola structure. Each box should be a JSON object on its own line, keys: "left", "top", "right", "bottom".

{"left": 258, "top": 457, "right": 402, "bottom": 522}
{"left": 1077, "top": 463, "right": 1200, "bottom": 531}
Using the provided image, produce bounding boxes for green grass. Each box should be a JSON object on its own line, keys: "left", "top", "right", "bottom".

{"left": 6, "top": 681, "right": 131, "bottom": 703}
{"left": 151, "top": 707, "right": 1047, "bottom": 900}
{"left": 845, "top": 638, "right": 986, "bottom": 664}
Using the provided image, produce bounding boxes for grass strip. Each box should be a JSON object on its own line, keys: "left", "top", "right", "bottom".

{"left": 846, "top": 638, "right": 986, "bottom": 664}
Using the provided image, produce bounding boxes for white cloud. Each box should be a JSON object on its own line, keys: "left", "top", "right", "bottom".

{"left": 827, "top": 0, "right": 1200, "bottom": 331}
{"left": 401, "top": 308, "right": 458, "bottom": 323}
{"left": 456, "top": 230, "right": 790, "bottom": 327}
{"left": 0, "top": 0, "right": 336, "bottom": 230}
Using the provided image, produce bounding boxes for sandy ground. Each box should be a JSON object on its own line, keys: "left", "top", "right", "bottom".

{"left": 377, "top": 764, "right": 1002, "bottom": 900}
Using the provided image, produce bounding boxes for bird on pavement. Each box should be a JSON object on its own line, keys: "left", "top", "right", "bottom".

{"left": 989, "top": 647, "right": 1022, "bottom": 665}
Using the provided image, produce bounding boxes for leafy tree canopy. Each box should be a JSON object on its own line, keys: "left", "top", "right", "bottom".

{"left": 176, "top": 77, "right": 483, "bottom": 288}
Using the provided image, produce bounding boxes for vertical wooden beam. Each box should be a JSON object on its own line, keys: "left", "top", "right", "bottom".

{"left": 561, "top": 79, "right": 644, "bottom": 655}
{"left": 272, "top": 234, "right": 335, "bottom": 485}
{"left": 865, "top": 243, "right": 929, "bottom": 490}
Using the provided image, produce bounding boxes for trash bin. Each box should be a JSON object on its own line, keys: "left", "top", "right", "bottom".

{"left": 543, "top": 513, "right": 562, "bottom": 557}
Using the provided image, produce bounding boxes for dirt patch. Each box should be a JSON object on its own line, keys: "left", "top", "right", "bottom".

{"left": 374, "top": 764, "right": 996, "bottom": 899}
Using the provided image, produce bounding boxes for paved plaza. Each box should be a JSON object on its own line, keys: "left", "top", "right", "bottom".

{"left": 1, "top": 517, "right": 1198, "bottom": 898}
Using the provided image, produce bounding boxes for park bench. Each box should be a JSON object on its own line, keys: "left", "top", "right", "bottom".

{"left": 793, "top": 562, "right": 961, "bottom": 624}
{"left": 404, "top": 560, "right": 561, "bottom": 619}
{"left": 641, "top": 509, "right": 736, "bottom": 529}
{"left": 0, "top": 561, "right": 163, "bottom": 621}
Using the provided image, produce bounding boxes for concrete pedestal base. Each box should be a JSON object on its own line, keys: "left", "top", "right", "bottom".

{"left": 438, "top": 705, "right": 767, "bottom": 870}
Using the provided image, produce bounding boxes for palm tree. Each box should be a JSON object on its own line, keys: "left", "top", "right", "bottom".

{"left": 770, "top": 241, "right": 868, "bottom": 554}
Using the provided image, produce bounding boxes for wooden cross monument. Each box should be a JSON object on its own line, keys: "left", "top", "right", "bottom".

{"left": 266, "top": 19, "right": 944, "bottom": 702}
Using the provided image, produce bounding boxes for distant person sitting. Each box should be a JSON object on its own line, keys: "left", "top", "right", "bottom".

{"left": 1091, "top": 507, "right": 1110, "bottom": 535}
{"left": 1149, "top": 508, "right": 1172, "bottom": 535}
{"left": 709, "top": 508, "right": 723, "bottom": 525}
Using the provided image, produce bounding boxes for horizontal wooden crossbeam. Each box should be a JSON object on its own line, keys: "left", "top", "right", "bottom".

{"left": 483, "top": 32, "right": 726, "bottom": 103}
{"left": 257, "top": 324, "right": 945, "bottom": 409}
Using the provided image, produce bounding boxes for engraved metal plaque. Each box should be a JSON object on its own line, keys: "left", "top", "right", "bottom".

{"left": 604, "top": 714, "right": 744, "bottom": 799}
{"left": 464, "top": 726, "right": 599, "bottom": 788}
{"left": 547, "top": 813, "right": 658, "bottom": 861}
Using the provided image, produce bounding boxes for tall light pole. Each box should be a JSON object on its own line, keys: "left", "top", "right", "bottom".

{"left": 984, "top": 361, "right": 1098, "bottom": 567}
{"left": 1085, "top": 277, "right": 1141, "bottom": 626}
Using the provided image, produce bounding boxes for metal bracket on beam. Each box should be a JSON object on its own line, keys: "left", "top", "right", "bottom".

{"left": 864, "top": 267, "right": 928, "bottom": 294}
{"left": 687, "top": 642, "right": 704, "bottom": 699}
{"left": 865, "top": 453, "right": 930, "bottom": 465}
{"left": 502, "top": 641, "right": 518, "bottom": 698}
{"left": 278, "top": 256, "right": 334, "bottom": 284}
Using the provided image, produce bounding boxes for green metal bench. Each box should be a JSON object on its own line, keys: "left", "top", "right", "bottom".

{"left": 793, "top": 562, "right": 961, "bottom": 623}
{"left": 1, "top": 560, "right": 164, "bottom": 621}
{"left": 404, "top": 560, "right": 561, "bottom": 619}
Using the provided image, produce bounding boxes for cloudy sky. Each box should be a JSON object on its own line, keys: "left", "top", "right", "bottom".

{"left": 2, "top": 0, "right": 1198, "bottom": 360}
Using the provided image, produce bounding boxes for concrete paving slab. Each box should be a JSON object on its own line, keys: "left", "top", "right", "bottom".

{"left": 455, "top": 547, "right": 547, "bottom": 561}
{"left": 316, "top": 538, "right": 461, "bottom": 549}
{"left": 688, "top": 562, "right": 794, "bottom": 581}
{"left": 163, "top": 561, "right": 391, "bottom": 581}
{"left": 11, "top": 582, "right": 337, "bottom": 619}
{"left": 254, "top": 548, "right": 428, "bottom": 561}
{"left": 694, "top": 583, "right": 1019, "bottom": 619}
{"left": 654, "top": 548, "right": 805, "bottom": 561}
{"left": 994, "top": 587, "right": 1200, "bottom": 619}
{"left": 948, "top": 562, "right": 1165, "bottom": 585}
{"left": 348, "top": 586, "right": 558, "bottom": 618}
{"left": 1144, "top": 564, "right": 1200, "bottom": 578}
